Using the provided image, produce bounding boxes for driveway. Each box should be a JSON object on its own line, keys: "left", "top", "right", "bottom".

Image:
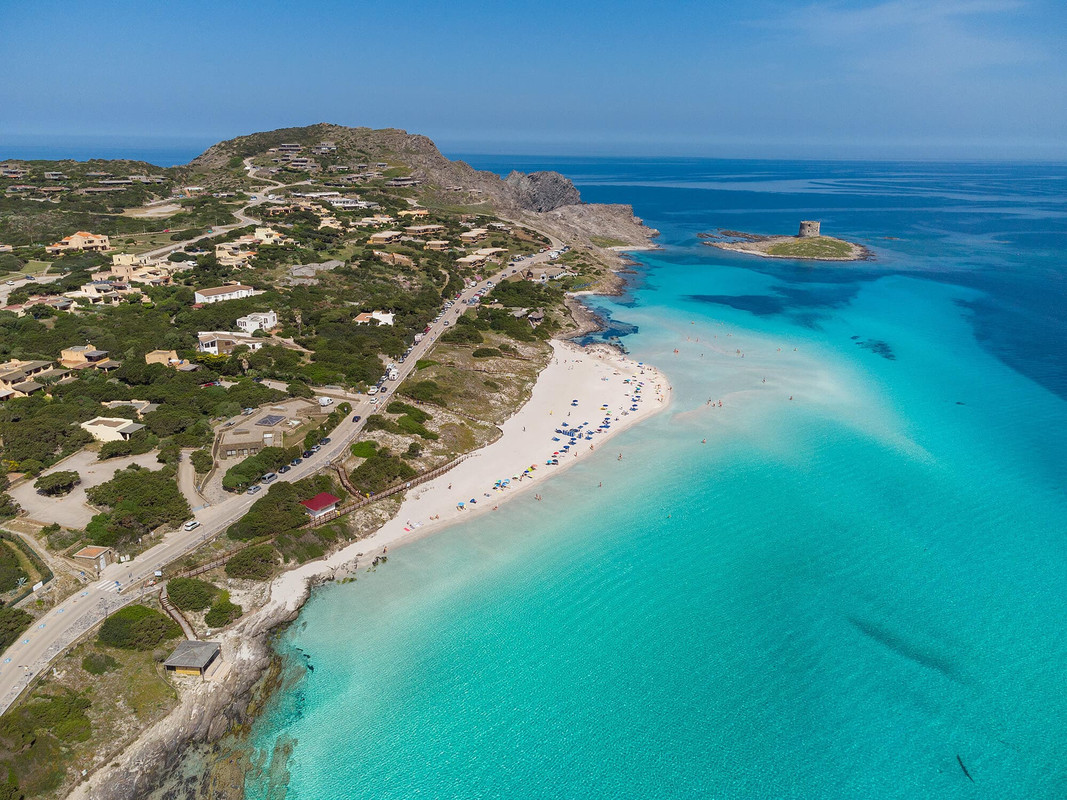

{"left": 9, "top": 451, "right": 161, "bottom": 529}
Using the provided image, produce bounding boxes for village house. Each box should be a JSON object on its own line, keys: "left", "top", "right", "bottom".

{"left": 0, "top": 359, "right": 63, "bottom": 400}
{"left": 144, "top": 350, "right": 197, "bottom": 370}
{"left": 459, "top": 228, "right": 489, "bottom": 244}
{"left": 404, "top": 224, "right": 446, "bottom": 237}
{"left": 80, "top": 416, "right": 146, "bottom": 443}
{"left": 236, "top": 310, "right": 278, "bottom": 333}
{"left": 103, "top": 399, "right": 158, "bottom": 417}
{"left": 425, "top": 240, "right": 451, "bottom": 251}
{"left": 197, "top": 331, "right": 265, "bottom": 356}
{"left": 368, "top": 230, "right": 403, "bottom": 245}
{"left": 60, "top": 344, "right": 118, "bottom": 370}
{"left": 194, "top": 284, "right": 257, "bottom": 304}
{"left": 356, "top": 214, "right": 395, "bottom": 227}
{"left": 46, "top": 231, "right": 111, "bottom": 255}
{"left": 398, "top": 208, "right": 429, "bottom": 218}
{"left": 354, "top": 311, "right": 395, "bottom": 326}
{"left": 456, "top": 254, "right": 488, "bottom": 267}
{"left": 374, "top": 251, "right": 414, "bottom": 267}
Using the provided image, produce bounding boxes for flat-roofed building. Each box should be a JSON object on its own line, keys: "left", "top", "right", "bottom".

{"left": 236, "top": 310, "right": 278, "bottom": 333}
{"left": 194, "top": 284, "right": 256, "bottom": 304}
{"left": 404, "top": 224, "right": 446, "bottom": 237}
{"left": 368, "top": 230, "right": 403, "bottom": 245}
{"left": 425, "top": 240, "right": 451, "bottom": 251}
{"left": 197, "top": 331, "right": 265, "bottom": 356}
{"left": 459, "top": 228, "right": 489, "bottom": 244}
{"left": 60, "top": 344, "right": 111, "bottom": 369}
{"left": 164, "top": 641, "right": 221, "bottom": 677}
{"left": 80, "top": 416, "right": 146, "bottom": 442}
{"left": 71, "top": 545, "right": 113, "bottom": 573}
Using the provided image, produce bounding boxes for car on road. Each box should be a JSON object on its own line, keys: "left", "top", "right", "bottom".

{"left": 321, "top": 437, "right": 331, "bottom": 445}
{"left": 261, "top": 472, "right": 278, "bottom": 484}
{"left": 183, "top": 520, "right": 201, "bottom": 531}
{"left": 291, "top": 457, "right": 303, "bottom": 466}
{"left": 369, "top": 397, "right": 378, "bottom": 405}
{"left": 442, "top": 320, "right": 450, "bottom": 326}
{"left": 279, "top": 465, "right": 291, "bottom": 474}
{"left": 4, "top": 280, "right": 13, "bottom": 286}
{"left": 351, "top": 415, "right": 362, "bottom": 423}
{"left": 247, "top": 485, "right": 262, "bottom": 495}
{"left": 310, "top": 445, "right": 321, "bottom": 453}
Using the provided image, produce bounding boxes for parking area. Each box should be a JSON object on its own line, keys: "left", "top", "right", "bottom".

{"left": 9, "top": 450, "right": 161, "bottom": 529}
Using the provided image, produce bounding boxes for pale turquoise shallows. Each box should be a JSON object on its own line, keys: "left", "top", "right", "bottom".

{"left": 245, "top": 160, "right": 1067, "bottom": 800}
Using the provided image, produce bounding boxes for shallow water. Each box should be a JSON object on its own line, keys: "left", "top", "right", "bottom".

{"left": 244, "top": 158, "right": 1067, "bottom": 799}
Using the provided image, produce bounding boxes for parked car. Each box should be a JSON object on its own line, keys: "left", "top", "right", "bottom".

{"left": 247, "top": 485, "right": 262, "bottom": 495}
{"left": 302, "top": 450, "right": 312, "bottom": 458}
{"left": 183, "top": 520, "right": 201, "bottom": 531}
{"left": 279, "top": 465, "right": 291, "bottom": 474}
{"left": 321, "top": 437, "right": 331, "bottom": 445}
{"left": 291, "top": 457, "right": 303, "bottom": 466}
{"left": 310, "top": 445, "right": 321, "bottom": 453}
{"left": 261, "top": 472, "right": 278, "bottom": 484}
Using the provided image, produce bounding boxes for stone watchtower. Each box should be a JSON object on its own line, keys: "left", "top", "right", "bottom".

{"left": 798, "top": 220, "right": 821, "bottom": 238}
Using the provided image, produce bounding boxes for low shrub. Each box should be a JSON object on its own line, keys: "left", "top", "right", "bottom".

{"left": 167, "top": 577, "right": 218, "bottom": 612}
{"left": 204, "top": 592, "right": 242, "bottom": 628}
{"left": 225, "top": 543, "right": 278, "bottom": 580}
{"left": 81, "top": 652, "right": 119, "bottom": 675}
{"left": 97, "top": 605, "right": 181, "bottom": 650}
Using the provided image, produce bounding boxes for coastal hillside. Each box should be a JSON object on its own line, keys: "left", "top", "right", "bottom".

{"left": 0, "top": 123, "right": 658, "bottom": 800}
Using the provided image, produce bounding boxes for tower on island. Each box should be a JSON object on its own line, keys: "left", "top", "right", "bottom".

{"left": 798, "top": 220, "right": 821, "bottom": 238}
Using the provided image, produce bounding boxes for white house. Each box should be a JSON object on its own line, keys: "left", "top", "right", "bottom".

{"left": 353, "top": 311, "right": 395, "bottom": 326}
{"left": 236, "top": 310, "right": 278, "bottom": 333}
{"left": 80, "top": 417, "right": 146, "bottom": 443}
{"left": 194, "top": 284, "right": 256, "bottom": 304}
{"left": 197, "top": 332, "right": 265, "bottom": 356}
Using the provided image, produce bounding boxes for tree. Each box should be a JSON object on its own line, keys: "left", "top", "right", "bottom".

{"left": 190, "top": 449, "right": 213, "bottom": 474}
{"left": 33, "top": 471, "right": 80, "bottom": 497}
{"left": 0, "top": 606, "right": 34, "bottom": 651}
{"left": 97, "top": 605, "right": 180, "bottom": 650}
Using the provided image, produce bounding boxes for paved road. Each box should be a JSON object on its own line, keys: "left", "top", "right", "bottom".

{"left": 0, "top": 245, "right": 563, "bottom": 713}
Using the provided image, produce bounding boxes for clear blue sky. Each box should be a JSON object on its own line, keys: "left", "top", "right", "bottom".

{"left": 2, "top": 0, "right": 1064, "bottom": 159}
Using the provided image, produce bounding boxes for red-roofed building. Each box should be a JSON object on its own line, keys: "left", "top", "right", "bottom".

{"left": 299, "top": 492, "right": 341, "bottom": 519}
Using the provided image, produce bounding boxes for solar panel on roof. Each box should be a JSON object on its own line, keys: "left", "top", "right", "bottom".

{"left": 257, "top": 414, "right": 285, "bottom": 426}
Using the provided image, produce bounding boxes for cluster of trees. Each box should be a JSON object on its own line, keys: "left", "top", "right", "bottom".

{"left": 97, "top": 604, "right": 180, "bottom": 650}
{"left": 349, "top": 447, "right": 417, "bottom": 495}
{"left": 167, "top": 577, "right": 243, "bottom": 629}
{"left": 85, "top": 465, "right": 190, "bottom": 548}
{"left": 0, "top": 542, "right": 28, "bottom": 593}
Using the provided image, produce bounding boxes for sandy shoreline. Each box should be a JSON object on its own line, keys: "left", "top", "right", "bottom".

{"left": 265, "top": 338, "right": 670, "bottom": 614}
{"left": 68, "top": 337, "right": 670, "bottom": 800}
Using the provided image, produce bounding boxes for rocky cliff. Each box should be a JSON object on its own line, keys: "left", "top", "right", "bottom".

{"left": 503, "top": 170, "right": 581, "bottom": 212}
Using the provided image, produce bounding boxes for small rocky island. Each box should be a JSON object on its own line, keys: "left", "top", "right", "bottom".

{"left": 700, "top": 220, "right": 872, "bottom": 261}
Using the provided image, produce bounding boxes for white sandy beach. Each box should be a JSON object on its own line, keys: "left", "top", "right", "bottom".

{"left": 264, "top": 339, "right": 671, "bottom": 613}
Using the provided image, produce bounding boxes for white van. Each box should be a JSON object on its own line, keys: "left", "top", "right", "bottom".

{"left": 367, "top": 386, "right": 379, "bottom": 395}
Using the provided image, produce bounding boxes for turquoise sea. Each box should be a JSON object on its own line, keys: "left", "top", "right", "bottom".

{"left": 236, "top": 158, "right": 1067, "bottom": 799}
